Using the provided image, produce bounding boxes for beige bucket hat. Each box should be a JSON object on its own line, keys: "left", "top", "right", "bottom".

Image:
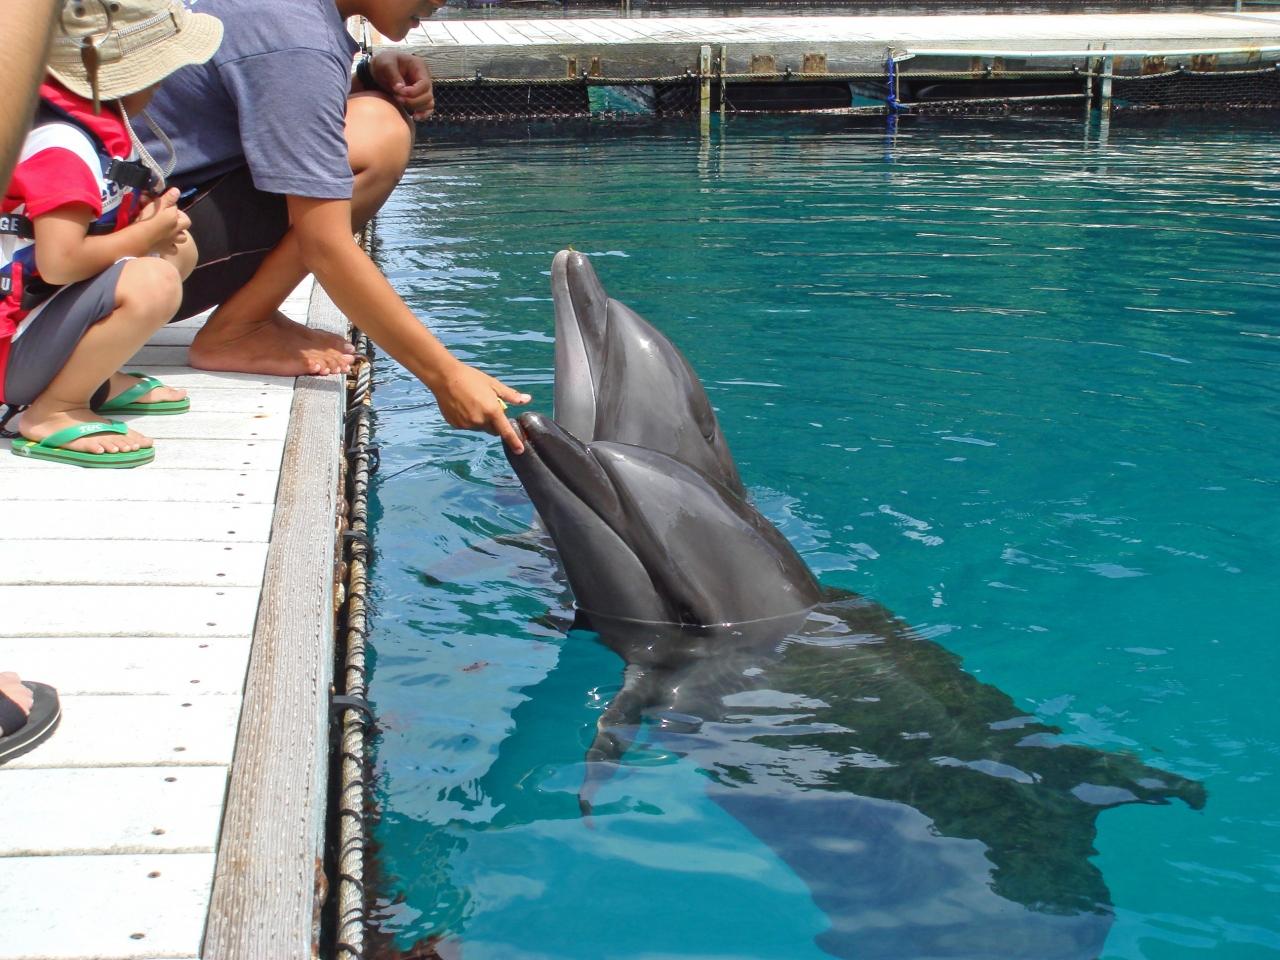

{"left": 47, "top": 0, "right": 223, "bottom": 109}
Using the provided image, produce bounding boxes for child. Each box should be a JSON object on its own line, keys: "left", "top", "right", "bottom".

{"left": 1, "top": 0, "right": 222, "bottom": 467}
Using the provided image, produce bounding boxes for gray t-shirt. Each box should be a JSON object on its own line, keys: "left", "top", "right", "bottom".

{"left": 143, "top": 0, "right": 359, "bottom": 199}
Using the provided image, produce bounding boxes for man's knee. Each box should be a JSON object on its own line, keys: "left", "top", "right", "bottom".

{"left": 346, "top": 91, "right": 413, "bottom": 179}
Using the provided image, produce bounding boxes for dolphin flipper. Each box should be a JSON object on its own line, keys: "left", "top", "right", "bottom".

{"left": 580, "top": 663, "right": 672, "bottom": 814}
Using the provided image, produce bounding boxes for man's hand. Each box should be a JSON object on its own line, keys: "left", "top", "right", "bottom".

{"left": 431, "top": 360, "right": 532, "bottom": 453}
{"left": 135, "top": 187, "right": 191, "bottom": 258}
{"left": 370, "top": 49, "right": 435, "bottom": 120}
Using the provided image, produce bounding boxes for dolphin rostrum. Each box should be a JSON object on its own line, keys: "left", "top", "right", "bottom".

{"left": 501, "top": 252, "right": 1206, "bottom": 960}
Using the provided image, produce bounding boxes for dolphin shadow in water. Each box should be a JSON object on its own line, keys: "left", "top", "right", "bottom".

{"left": 500, "top": 252, "right": 1206, "bottom": 960}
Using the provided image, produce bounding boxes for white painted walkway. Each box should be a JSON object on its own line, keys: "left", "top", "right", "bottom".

{"left": 408, "top": 11, "right": 1280, "bottom": 49}
{"left": 386, "top": 11, "right": 1280, "bottom": 80}
{"left": 0, "top": 278, "right": 316, "bottom": 959}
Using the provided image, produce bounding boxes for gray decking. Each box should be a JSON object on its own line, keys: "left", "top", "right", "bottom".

{"left": 380, "top": 11, "right": 1280, "bottom": 77}
{"left": 0, "top": 278, "right": 346, "bottom": 959}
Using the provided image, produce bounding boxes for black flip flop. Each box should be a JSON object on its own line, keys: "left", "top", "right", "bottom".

{"left": 0, "top": 681, "right": 61, "bottom": 764}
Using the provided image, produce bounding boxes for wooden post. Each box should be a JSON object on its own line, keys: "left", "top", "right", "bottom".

{"left": 699, "top": 44, "right": 712, "bottom": 130}
{"left": 1100, "top": 55, "right": 1114, "bottom": 114}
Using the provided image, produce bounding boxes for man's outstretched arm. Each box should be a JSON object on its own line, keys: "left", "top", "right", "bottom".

{"left": 287, "top": 192, "right": 531, "bottom": 452}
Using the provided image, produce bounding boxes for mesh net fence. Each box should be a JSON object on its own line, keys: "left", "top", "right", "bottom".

{"left": 422, "top": 65, "right": 1280, "bottom": 122}
{"left": 433, "top": 78, "right": 591, "bottom": 120}
{"left": 1112, "top": 65, "right": 1280, "bottom": 111}
{"left": 429, "top": 77, "right": 704, "bottom": 120}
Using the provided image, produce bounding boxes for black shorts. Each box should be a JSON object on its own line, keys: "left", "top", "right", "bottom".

{"left": 4, "top": 260, "right": 127, "bottom": 407}
{"left": 175, "top": 165, "right": 290, "bottom": 322}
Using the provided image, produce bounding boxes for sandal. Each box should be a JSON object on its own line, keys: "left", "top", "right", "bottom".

{"left": 0, "top": 680, "right": 61, "bottom": 765}
{"left": 10, "top": 420, "right": 155, "bottom": 468}
{"left": 95, "top": 372, "right": 190, "bottom": 415}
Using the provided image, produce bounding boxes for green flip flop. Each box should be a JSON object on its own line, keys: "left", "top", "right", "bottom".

{"left": 96, "top": 372, "right": 190, "bottom": 415}
{"left": 10, "top": 420, "right": 155, "bottom": 468}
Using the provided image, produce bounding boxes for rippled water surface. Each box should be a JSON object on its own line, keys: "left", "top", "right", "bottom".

{"left": 366, "top": 115, "right": 1280, "bottom": 959}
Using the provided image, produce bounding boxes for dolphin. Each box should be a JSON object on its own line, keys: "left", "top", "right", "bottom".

{"left": 551, "top": 249, "right": 745, "bottom": 496}
{"left": 498, "top": 252, "right": 1207, "bottom": 957}
{"left": 505, "top": 412, "right": 1205, "bottom": 960}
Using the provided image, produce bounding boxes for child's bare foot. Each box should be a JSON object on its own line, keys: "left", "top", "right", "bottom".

{"left": 190, "top": 310, "right": 356, "bottom": 377}
{"left": 19, "top": 406, "right": 153, "bottom": 454}
{"left": 104, "top": 371, "right": 188, "bottom": 407}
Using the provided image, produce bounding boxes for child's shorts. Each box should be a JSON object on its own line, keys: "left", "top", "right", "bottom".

{"left": 175, "top": 165, "right": 290, "bottom": 323}
{"left": 3, "top": 260, "right": 127, "bottom": 407}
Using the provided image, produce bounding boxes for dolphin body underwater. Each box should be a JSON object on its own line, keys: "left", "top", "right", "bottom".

{"left": 501, "top": 251, "right": 1206, "bottom": 960}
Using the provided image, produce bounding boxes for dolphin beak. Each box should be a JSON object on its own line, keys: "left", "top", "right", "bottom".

{"left": 509, "top": 415, "right": 528, "bottom": 450}
{"left": 511, "top": 412, "right": 623, "bottom": 523}
{"left": 552, "top": 251, "right": 610, "bottom": 441}
{"left": 513, "top": 410, "right": 548, "bottom": 449}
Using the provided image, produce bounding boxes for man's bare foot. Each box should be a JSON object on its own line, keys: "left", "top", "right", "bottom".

{"left": 190, "top": 310, "right": 356, "bottom": 377}
{"left": 20, "top": 407, "right": 152, "bottom": 454}
{"left": 104, "top": 371, "right": 188, "bottom": 406}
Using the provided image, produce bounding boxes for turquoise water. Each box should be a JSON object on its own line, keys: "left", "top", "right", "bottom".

{"left": 367, "top": 115, "right": 1280, "bottom": 959}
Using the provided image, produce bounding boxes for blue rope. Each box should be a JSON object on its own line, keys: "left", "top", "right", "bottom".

{"left": 886, "top": 55, "right": 908, "bottom": 114}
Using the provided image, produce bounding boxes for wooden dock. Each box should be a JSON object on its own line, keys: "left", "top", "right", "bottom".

{"left": 386, "top": 11, "right": 1280, "bottom": 78}
{"left": 0, "top": 278, "right": 348, "bottom": 959}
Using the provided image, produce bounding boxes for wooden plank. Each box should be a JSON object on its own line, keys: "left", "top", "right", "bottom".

{"left": 149, "top": 325, "right": 198, "bottom": 345}
{"left": 0, "top": 854, "right": 215, "bottom": 958}
{"left": 594, "top": 19, "right": 663, "bottom": 40}
{"left": 442, "top": 20, "right": 481, "bottom": 45}
{"left": 0, "top": 635, "right": 253, "bottom": 694}
{"left": 516, "top": 19, "right": 583, "bottom": 44}
{"left": 0, "top": 585, "right": 260, "bottom": 638}
{"left": 505, "top": 19, "right": 560, "bottom": 44}
{"left": 202, "top": 284, "right": 346, "bottom": 960}
{"left": 0, "top": 539, "right": 268, "bottom": 586}
{"left": 109, "top": 410, "right": 291, "bottom": 441}
{"left": 1, "top": 694, "right": 242, "bottom": 768}
{"left": 415, "top": 20, "right": 455, "bottom": 45}
{"left": 0, "top": 767, "right": 228, "bottom": 855}
{"left": 486, "top": 19, "right": 538, "bottom": 45}
{"left": 125, "top": 387, "right": 294, "bottom": 415}
{"left": 577, "top": 19, "right": 636, "bottom": 42}
{"left": 120, "top": 369, "right": 295, "bottom": 390}
{"left": 721, "top": 42, "right": 884, "bottom": 75}
{"left": 641, "top": 17, "right": 725, "bottom": 41}
{"left": 132, "top": 344, "right": 197, "bottom": 366}
{"left": 44, "top": 436, "right": 283, "bottom": 470}
{"left": 168, "top": 312, "right": 213, "bottom": 329}
{"left": 0, "top": 500, "right": 274, "bottom": 543}
{"left": 462, "top": 19, "right": 510, "bottom": 45}
{"left": 1, "top": 538, "right": 265, "bottom": 586}
{"left": 563, "top": 20, "right": 624, "bottom": 43}
{"left": 424, "top": 42, "right": 705, "bottom": 79}
{"left": 0, "top": 466, "right": 279, "bottom": 504}
{"left": 425, "top": 19, "right": 458, "bottom": 45}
